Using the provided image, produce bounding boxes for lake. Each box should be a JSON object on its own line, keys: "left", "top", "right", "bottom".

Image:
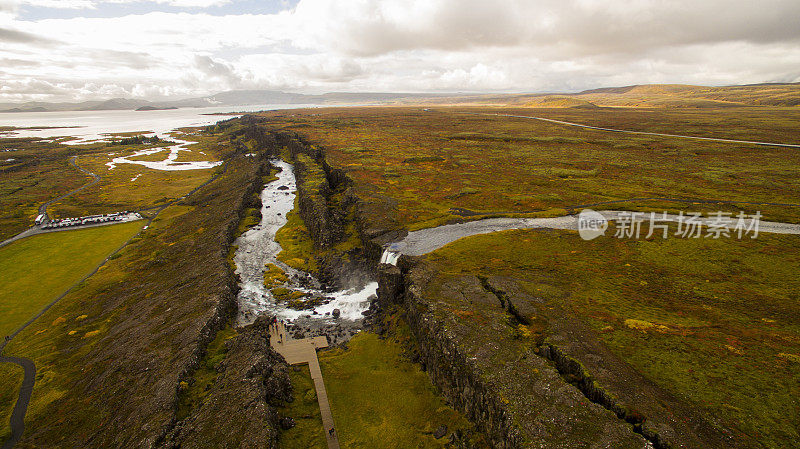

{"left": 0, "top": 103, "right": 322, "bottom": 142}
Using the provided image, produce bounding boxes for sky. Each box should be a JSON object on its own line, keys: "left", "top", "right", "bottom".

{"left": 1, "top": 0, "right": 799, "bottom": 103}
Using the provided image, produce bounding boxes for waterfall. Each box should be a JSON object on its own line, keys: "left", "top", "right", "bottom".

{"left": 380, "top": 249, "right": 400, "bottom": 265}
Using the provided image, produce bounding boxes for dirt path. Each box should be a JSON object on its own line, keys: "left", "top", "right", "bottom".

{"left": 484, "top": 113, "right": 800, "bottom": 148}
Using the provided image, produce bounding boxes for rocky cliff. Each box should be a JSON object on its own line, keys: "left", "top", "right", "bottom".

{"left": 160, "top": 316, "right": 292, "bottom": 449}
{"left": 377, "top": 262, "right": 650, "bottom": 449}
{"left": 268, "top": 131, "right": 377, "bottom": 289}
{"left": 376, "top": 257, "right": 755, "bottom": 449}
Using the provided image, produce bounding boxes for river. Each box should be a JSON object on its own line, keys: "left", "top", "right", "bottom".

{"left": 2, "top": 104, "right": 375, "bottom": 327}
{"left": 233, "top": 159, "right": 376, "bottom": 328}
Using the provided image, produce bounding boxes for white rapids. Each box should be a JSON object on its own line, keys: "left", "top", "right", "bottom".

{"left": 234, "top": 159, "right": 376, "bottom": 326}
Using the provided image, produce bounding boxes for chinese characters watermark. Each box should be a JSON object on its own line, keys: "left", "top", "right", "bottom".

{"left": 578, "top": 209, "right": 761, "bottom": 241}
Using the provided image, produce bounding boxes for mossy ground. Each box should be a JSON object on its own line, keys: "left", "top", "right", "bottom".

{"left": 176, "top": 323, "right": 238, "bottom": 420}
{"left": 278, "top": 322, "right": 483, "bottom": 449}
{"left": 263, "top": 263, "right": 289, "bottom": 288}
{"left": 0, "top": 152, "right": 262, "bottom": 446}
{"left": 0, "top": 126, "right": 243, "bottom": 244}
{"left": 47, "top": 132, "right": 229, "bottom": 219}
{"left": 258, "top": 107, "right": 800, "bottom": 229}
{"left": 275, "top": 196, "right": 319, "bottom": 273}
{"left": 317, "top": 329, "right": 482, "bottom": 448}
{"left": 254, "top": 106, "right": 800, "bottom": 447}
{"left": 279, "top": 365, "right": 326, "bottom": 449}
{"left": 424, "top": 226, "right": 800, "bottom": 448}
{"left": 0, "top": 138, "right": 94, "bottom": 240}
{"left": 0, "top": 215, "right": 175, "bottom": 438}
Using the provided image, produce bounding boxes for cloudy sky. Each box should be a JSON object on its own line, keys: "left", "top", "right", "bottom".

{"left": 1, "top": 0, "right": 799, "bottom": 103}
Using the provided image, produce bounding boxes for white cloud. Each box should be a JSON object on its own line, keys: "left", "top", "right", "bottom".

{"left": 15, "top": 0, "right": 95, "bottom": 9}
{"left": 1, "top": 0, "right": 799, "bottom": 102}
{"left": 14, "top": 0, "right": 232, "bottom": 8}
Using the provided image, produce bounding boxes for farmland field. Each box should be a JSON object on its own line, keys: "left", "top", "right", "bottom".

{"left": 0, "top": 221, "right": 143, "bottom": 339}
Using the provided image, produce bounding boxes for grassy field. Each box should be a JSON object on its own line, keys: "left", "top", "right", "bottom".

{"left": 0, "top": 220, "right": 142, "bottom": 440}
{"left": 0, "top": 364, "right": 23, "bottom": 442}
{"left": 0, "top": 137, "right": 94, "bottom": 241}
{"left": 0, "top": 221, "right": 143, "bottom": 339}
{"left": 47, "top": 132, "right": 228, "bottom": 219}
{"left": 258, "top": 106, "right": 800, "bottom": 230}
{"left": 0, "top": 204, "right": 185, "bottom": 444}
{"left": 0, "top": 127, "right": 230, "bottom": 241}
{"left": 278, "top": 328, "right": 482, "bottom": 449}
{"left": 275, "top": 197, "right": 320, "bottom": 273}
{"left": 423, "top": 227, "right": 800, "bottom": 448}
{"left": 279, "top": 365, "right": 327, "bottom": 449}
{"left": 407, "top": 84, "right": 800, "bottom": 111}
{"left": 0, "top": 151, "right": 261, "bottom": 446}
{"left": 254, "top": 105, "right": 800, "bottom": 447}
{"left": 317, "top": 330, "right": 482, "bottom": 449}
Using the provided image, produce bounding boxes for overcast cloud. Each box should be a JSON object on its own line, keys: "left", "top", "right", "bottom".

{"left": 0, "top": 0, "right": 799, "bottom": 102}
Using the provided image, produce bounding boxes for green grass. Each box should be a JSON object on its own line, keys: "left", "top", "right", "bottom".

{"left": 0, "top": 139, "right": 94, "bottom": 241}
{"left": 257, "top": 106, "right": 800, "bottom": 229}
{"left": 0, "top": 155, "right": 263, "bottom": 446}
{"left": 424, "top": 227, "right": 800, "bottom": 448}
{"left": 0, "top": 221, "right": 143, "bottom": 338}
{"left": 275, "top": 197, "right": 319, "bottom": 273}
{"left": 176, "top": 323, "right": 238, "bottom": 420}
{"left": 318, "top": 331, "right": 479, "bottom": 448}
{"left": 0, "top": 363, "right": 23, "bottom": 442}
{"left": 279, "top": 366, "right": 326, "bottom": 449}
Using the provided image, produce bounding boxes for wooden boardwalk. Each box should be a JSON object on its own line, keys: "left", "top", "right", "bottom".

{"left": 269, "top": 321, "right": 340, "bottom": 449}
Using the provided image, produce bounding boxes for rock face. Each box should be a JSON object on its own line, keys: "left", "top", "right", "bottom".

{"left": 376, "top": 259, "right": 755, "bottom": 449}
{"left": 377, "top": 263, "right": 403, "bottom": 307}
{"left": 160, "top": 316, "right": 291, "bottom": 449}
{"left": 378, "top": 264, "right": 649, "bottom": 449}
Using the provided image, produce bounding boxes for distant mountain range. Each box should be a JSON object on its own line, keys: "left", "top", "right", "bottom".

{"left": 2, "top": 83, "right": 798, "bottom": 113}
{"left": 0, "top": 90, "right": 442, "bottom": 113}
{"left": 401, "top": 82, "right": 800, "bottom": 108}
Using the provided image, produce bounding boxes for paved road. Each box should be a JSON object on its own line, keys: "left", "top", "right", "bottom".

{"left": 0, "top": 357, "right": 34, "bottom": 449}
{"left": 0, "top": 216, "right": 144, "bottom": 250}
{"left": 482, "top": 113, "right": 800, "bottom": 149}
{"left": 269, "top": 322, "right": 340, "bottom": 449}
{"left": 391, "top": 211, "right": 800, "bottom": 257}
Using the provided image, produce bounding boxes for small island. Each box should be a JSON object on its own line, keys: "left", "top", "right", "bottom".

{"left": 135, "top": 105, "right": 179, "bottom": 111}
{"left": 0, "top": 107, "right": 49, "bottom": 113}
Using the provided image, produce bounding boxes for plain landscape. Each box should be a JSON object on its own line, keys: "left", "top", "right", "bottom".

{"left": 2, "top": 2, "right": 800, "bottom": 447}
{"left": 0, "top": 81, "right": 798, "bottom": 449}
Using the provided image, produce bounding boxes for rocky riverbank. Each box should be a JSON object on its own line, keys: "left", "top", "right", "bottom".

{"left": 230, "top": 131, "right": 385, "bottom": 344}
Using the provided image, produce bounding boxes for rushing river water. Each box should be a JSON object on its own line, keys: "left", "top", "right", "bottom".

{"left": 234, "top": 159, "right": 376, "bottom": 327}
